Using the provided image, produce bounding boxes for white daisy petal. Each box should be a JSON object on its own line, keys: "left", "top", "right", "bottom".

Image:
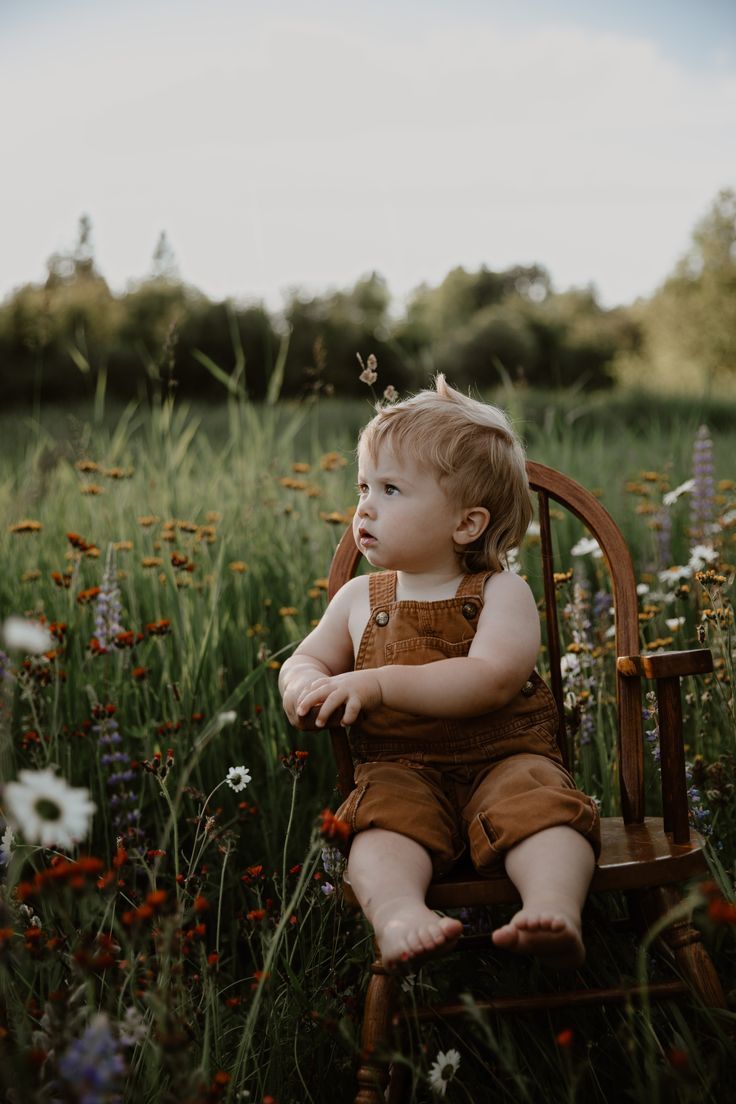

{"left": 2, "top": 617, "right": 54, "bottom": 655}
{"left": 570, "top": 536, "right": 602, "bottom": 558}
{"left": 662, "top": 479, "right": 694, "bottom": 507}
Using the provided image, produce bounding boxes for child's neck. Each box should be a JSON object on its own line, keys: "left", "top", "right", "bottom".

{"left": 395, "top": 567, "right": 465, "bottom": 603}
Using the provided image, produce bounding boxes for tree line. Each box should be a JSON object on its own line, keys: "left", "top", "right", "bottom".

{"left": 1, "top": 190, "right": 734, "bottom": 406}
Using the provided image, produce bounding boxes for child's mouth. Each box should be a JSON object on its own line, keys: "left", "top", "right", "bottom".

{"left": 358, "top": 527, "right": 376, "bottom": 547}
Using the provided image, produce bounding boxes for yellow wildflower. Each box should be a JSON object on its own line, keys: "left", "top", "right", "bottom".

{"left": 80, "top": 484, "right": 105, "bottom": 495}
{"left": 313, "top": 578, "right": 329, "bottom": 590}
{"left": 206, "top": 511, "right": 222, "bottom": 523}
{"left": 229, "top": 561, "right": 248, "bottom": 574}
{"left": 75, "top": 459, "right": 99, "bottom": 473}
{"left": 177, "top": 520, "right": 198, "bottom": 532}
{"left": 102, "top": 467, "right": 134, "bottom": 479}
{"left": 319, "top": 509, "right": 354, "bottom": 525}
{"left": 279, "top": 607, "right": 298, "bottom": 617}
{"left": 137, "top": 515, "right": 160, "bottom": 527}
{"left": 142, "top": 557, "right": 164, "bottom": 568}
{"left": 320, "top": 451, "right": 347, "bottom": 471}
{"left": 9, "top": 520, "right": 42, "bottom": 533}
{"left": 113, "top": 540, "right": 133, "bottom": 552}
{"left": 21, "top": 569, "right": 41, "bottom": 582}
{"left": 292, "top": 462, "right": 311, "bottom": 473}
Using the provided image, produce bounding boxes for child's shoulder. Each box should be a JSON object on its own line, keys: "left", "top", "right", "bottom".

{"left": 482, "top": 569, "right": 535, "bottom": 605}
{"left": 330, "top": 573, "right": 370, "bottom": 609}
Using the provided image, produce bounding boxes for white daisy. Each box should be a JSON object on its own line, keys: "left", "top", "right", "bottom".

{"left": 658, "top": 564, "right": 691, "bottom": 585}
{"left": 662, "top": 479, "right": 694, "bottom": 507}
{"left": 665, "top": 617, "right": 686, "bottom": 632}
{"left": 0, "top": 823, "right": 15, "bottom": 864}
{"left": 3, "top": 768, "right": 96, "bottom": 850}
{"left": 428, "top": 1048, "right": 461, "bottom": 1096}
{"left": 226, "top": 765, "right": 252, "bottom": 792}
{"left": 215, "top": 710, "right": 238, "bottom": 732}
{"left": 570, "top": 536, "right": 602, "bottom": 559}
{"left": 688, "top": 544, "right": 718, "bottom": 571}
{"left": 2, "top": 617, "right": 54, "bottom": 655}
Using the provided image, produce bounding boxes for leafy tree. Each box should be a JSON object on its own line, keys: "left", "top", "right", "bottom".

{"left": 617, "top": 189, "right": 736, "bottom": 391}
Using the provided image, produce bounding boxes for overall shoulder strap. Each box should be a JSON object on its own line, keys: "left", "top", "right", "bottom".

{"left": 368, "top": 571, "right": 397, "bottom": 609}
{"left": 455, "top": 571, "right": 496, "bottom": 602}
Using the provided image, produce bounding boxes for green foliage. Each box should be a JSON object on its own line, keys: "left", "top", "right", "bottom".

{"left": 0, "top": 391, "right": 735, "bottom": 1101}
{"left": 617, "top": 188, "right": 736, "bottom": 392}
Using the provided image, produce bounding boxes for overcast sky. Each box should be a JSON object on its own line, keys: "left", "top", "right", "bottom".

{"left": 1, "top": 0, "right": 735, "bottom": 313}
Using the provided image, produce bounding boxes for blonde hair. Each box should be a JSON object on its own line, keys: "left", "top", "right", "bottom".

{"left": 359, "top": 375, "right": 532, "bottom": 572}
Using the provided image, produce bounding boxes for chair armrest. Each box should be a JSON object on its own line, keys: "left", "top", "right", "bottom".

{"left": 616, "top": 649, "right": 713, "bottom": 680}
{"left": 616, "top": 649, "right": 713, "bottom": 845}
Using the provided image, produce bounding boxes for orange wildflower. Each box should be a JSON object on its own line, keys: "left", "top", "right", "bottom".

{"left": 708, "top": 898, "right": 736, "bottom": 924}
{"left": 51, "top": 571, "right": 72, "bottom": 588}
{"left": 146, "top": 619, "right": 171, "bottom": 636}
{"left": 554, "top": 1028, "right": 574, "bottom": 1048}
{"left": 76, "top": 586, "right": 101, "bottom": 605}
{"left": 9, "top": 519, "right": 42, "bottom": 533}
{"left": 80, "top": 484, "right": 105, "bottom": 495}
{"left": 229, "top": 561, "right": 248, "bottom": 573}
{"left": 318, "top": 809, "right": 350, "bottom": 845}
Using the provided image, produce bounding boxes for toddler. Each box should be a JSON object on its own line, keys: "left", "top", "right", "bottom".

{"left": 279, "top": 376, "right": 600, "bottom": 970}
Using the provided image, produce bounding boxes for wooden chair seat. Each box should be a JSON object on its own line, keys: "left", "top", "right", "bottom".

{"left": 344, "top": 818, "right": 709, "bottom": 913}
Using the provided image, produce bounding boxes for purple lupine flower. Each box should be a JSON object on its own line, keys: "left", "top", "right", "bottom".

{"left": 690, "top": 425, "right": 716, "bottom": 547}
{"left": 652, "top": 503, "right": 672, "bottom": 569}
{"left": 0, "top": 649, "right": 11, "bottom": 680}
{"left": 58, "top": 1013, "right": 125, "bottom": 1104}
{"left": 94, "top": 545, "right": 125, "bottom": 651}
{"left": 94, "top": 710, "right": 142, "bottom": 844}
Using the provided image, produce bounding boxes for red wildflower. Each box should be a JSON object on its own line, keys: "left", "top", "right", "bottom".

{"left": 555, "top": 1028, "right": 574, "bottom": 1048}
{"left": 318, "top": 809, "right": 350, "bottom": 845}
{"left": 76, "top": 586, "right": 101, "bottom": 605}
{"left": 708, "top": 898, "right": 736, "bottom": 924}
{"left": 132, "top": 666, "right": 148, "bottom": 680}
{"left": 146, "top": 619, "right": 171, "bottom": 636}
{"left": 667, "top": 1047, "right": 689, "bottom": 1070}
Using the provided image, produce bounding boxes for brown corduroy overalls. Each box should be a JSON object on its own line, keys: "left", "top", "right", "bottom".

{"left": 335, "top": 570, "right": 600, "bottom": 876}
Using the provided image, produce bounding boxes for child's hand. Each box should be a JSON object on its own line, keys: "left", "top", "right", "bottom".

{"left": 296, "top": 671, "right": 383, "bottom": 728}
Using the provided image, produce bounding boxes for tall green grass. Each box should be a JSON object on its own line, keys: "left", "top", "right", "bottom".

{"left": 0, "top": 386, "right": 734, "bottom": 1102}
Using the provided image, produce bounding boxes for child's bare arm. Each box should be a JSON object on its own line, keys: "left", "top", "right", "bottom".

{"left": 296, "top": 572, "right": 540, "bottom": 727}
{"left": 278, "top": 578, "right": 359, "bottom": 726}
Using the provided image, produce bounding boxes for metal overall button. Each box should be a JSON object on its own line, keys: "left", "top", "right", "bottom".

{"left": 521, "top": 680, "right": 535, "bottom": 697}
{"left": 375, "top": 610, "right": 389, "bottom": 626}
{"left": 461, "top": 602, "right": 478, "bottom": 620}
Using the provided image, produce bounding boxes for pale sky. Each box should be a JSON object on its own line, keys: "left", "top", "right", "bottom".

{"left": 1, "top": 0, "right": 735, "bottom": 314}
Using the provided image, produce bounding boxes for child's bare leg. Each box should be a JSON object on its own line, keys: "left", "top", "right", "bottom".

{"left": 347, "top": 828, "right": 463, "bottom": 968}
{"left": 492, "top": 825, "right": 595, "bottom": 969}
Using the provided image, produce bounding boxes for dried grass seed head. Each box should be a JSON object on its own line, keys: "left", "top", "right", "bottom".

{"left": 358, "top": 374, "right": 532, "bottom": 572}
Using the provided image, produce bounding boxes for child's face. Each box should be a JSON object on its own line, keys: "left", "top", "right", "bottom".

{"left": 353, "top": 441, "right": 466, "bottom": 575}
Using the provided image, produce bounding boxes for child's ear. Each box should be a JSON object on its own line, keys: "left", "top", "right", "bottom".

{"left": 453, "top": 507, "right": 490, "bottom": 546}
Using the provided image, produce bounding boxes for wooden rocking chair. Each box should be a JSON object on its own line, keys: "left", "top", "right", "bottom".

{"left": 322, "top": 460, "right": 725, "bottom": 1104}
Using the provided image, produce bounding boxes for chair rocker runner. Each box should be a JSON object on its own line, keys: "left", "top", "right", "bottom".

{"left": 321, "top": 460, "right": 726, "bottom": 1104}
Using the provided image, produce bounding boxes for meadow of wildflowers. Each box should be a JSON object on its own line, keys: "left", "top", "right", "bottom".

{"left": 0, "top": 385, "right": 734, "bottom": 1103}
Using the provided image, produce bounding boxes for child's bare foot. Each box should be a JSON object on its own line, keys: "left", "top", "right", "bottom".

{"left": 491, "top": 906, "right": 585, "bottom": 970}
{"left": 372, "top": 902, "right": 463, "bottom": 970}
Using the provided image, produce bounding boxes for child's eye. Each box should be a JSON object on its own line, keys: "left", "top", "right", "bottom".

{"left": 384, "top": 484, "right": 399, "bottom": 496}
{"left": 356, "top": 483, "right": 368, "bottom": 495}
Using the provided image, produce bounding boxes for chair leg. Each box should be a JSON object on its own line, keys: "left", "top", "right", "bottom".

{"left": 355, "top": 960, "right": 399, "bottom": 1104}
{"left": 636, "top": 884, "right": 727, "bottom": 1009}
